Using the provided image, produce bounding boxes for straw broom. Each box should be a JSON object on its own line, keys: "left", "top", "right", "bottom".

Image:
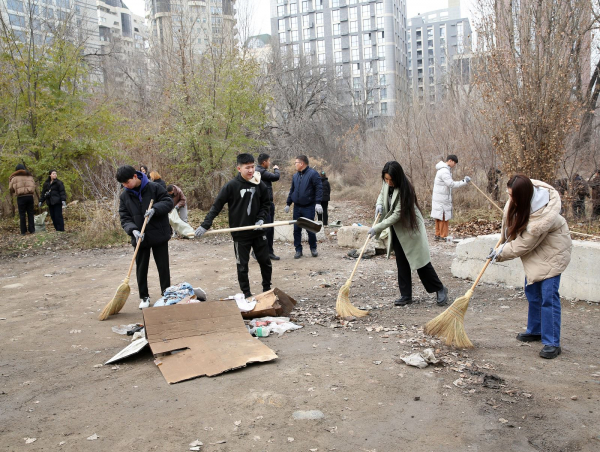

{"left": 336, "top": 214, "right": 380, "bottom": 318}
{"left": 99, "top": 200, "right": 154, "bottom": 321}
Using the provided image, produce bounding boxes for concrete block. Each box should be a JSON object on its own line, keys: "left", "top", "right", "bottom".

{"left": 274, "top": 224, "right": 325, "bottom": 243}
{"left": 451, "top": 234, "right": 600, "bottom": 302}
{"left": 336, "top": 226, "right": 385, "bottom": 256}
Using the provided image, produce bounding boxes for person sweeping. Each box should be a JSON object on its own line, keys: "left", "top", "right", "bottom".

{"left": 368, "top": 161, "right": 449, "bottom": 307}
{"left": 487, "top": 175, "right": 571, "bottom": 359}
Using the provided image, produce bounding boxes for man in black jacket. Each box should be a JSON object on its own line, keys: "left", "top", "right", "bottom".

{"left": 318, "top": 171, "right": 331, "bottom": 226}
{"left": 285, "top": 155, "right": 323, "bottom": 258}
{"left": 255, "top": 153, "right": 280, "bottom": 260}
{"left": 195, "top": 154, "right": 272, "bottom": 298}
{"left": 116, "top": 165, "right": 173, "bottom": 309}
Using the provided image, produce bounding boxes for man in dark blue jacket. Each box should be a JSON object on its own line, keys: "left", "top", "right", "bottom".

{"left": 195, "top": 154, "right": 272, "bottom": 298}
{"left": 117, "top": 165, "right": 174, "bottom": 309}
{"left": 285, "top": 155, "right": 323, "bottom": 258}
{"left": 256, "top": 153, "right": 280, "bottom": 260}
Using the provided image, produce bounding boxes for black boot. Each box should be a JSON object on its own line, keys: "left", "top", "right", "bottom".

{"left": 394, "top": 295, "right": 413, "bottom": 306}
{"left": 436, "top": 286, "right": 448, "bottom": 306}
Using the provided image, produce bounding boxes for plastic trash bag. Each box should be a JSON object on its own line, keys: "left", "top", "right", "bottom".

{"left": 34, "top": 212, "right": 47, "bottom": 232}
{"left": 168, "top": 209, "right": 195, "bottom": 238}
{"left": 400, "top": 348, "right": 440, "bottom": 369}
{"left": 249, "top": 316, "right": 303, "bottom": 337}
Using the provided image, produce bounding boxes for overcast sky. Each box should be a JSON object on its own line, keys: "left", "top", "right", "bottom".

{"left": 126, "top": 0, "right": 476, "bottom": 35}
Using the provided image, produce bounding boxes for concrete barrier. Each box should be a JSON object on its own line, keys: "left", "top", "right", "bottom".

{"left": 274, "top": 224, "right": 326, "bottom": 242}
{"left": 451, "top": 234, "right": 600, "bottom": 302}
{"left": 336, "top": 226, "right": 385, "bottom": 256}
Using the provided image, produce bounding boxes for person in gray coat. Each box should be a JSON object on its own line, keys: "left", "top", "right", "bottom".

{"left": 430, "top": 155, "right": 470, "bottom": 241}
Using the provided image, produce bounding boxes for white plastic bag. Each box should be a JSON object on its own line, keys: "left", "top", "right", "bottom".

{"left": 249, "top": 317, "right": 303, "bottom": 337}
{"left": 168, "top": 209, "right": 195, "bottom": 238}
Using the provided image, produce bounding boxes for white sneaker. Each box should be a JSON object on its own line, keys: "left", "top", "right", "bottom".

{"left": 139, "top": 297, "right": 150, "bottom": 309}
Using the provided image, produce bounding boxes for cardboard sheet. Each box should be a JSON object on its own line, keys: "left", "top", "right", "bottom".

{"left": 242, "top": 287, "right": 297, "bottom": 319}
{"left": 143, "top": 300, "right": 278, "bottom": 384}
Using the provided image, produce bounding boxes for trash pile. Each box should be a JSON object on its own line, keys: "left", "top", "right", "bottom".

{"left": 153, "top": 283, "right": 206, "bottom": 307}
{"left": 248, "top": 317, "right": 303, "bottom": 337}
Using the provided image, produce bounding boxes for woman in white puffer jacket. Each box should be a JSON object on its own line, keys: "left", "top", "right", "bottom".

{"left": 430, "top": 155, "right": 470, "bottom": 240}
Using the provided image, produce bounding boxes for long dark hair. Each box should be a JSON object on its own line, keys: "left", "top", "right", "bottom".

{"left": 506, "top": 174, "right": 534, "bottom": 240}
{"left": 381, "top": 161, "right": 420, "bottom": 231}
{"left": 44, "top": 169, "right": 57, "bottom": 185}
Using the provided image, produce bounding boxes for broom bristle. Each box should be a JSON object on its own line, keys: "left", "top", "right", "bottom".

{"left": 98, "top": 280, "right": 131, "bottom": 321}
{"left": 335, "top": 281, "right": 369, "bottom": 318}
{"left": 424, "top": 289, "right": 474, "bottom": 348}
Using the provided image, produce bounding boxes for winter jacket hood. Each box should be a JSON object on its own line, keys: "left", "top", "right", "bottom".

{"left": 430, "top": 160, "right": 467, "bottom": 221}
{"left": 119, "top": 179, "right": 173, "bottom": 248}
{"left": 201, "top": 173, "right": 271, "bottom": 241}
{"left": 496, "top": 180, "right": 572, "bottom": 284}
{"left": 286, "top": 166, "right": 323, "bottom": 207}
{"left": 9, "top": 170, "right": 37, "bottom": 197}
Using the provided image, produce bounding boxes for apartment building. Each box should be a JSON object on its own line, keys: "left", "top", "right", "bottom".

{"left": 270, "top": 0, "right": 409, "bottom": 119}
{"left": 406, "top": 2, "right": 472, "bottom": 103}
{"left": 145, "top": 0, "right": 236, "bottom": 53}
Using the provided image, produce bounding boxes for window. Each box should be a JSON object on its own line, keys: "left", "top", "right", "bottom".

{"left": 278, "top": 19, "right": 285, "bottom": 30}
{"left": 352, "top": 63, "right": 360, "bottom": 75}
{"left": 332, "top": 0, "right": 340, "bottom": 7}
{"left": 7, "top": 0, "right": 23, "bottom": 12}
{"left": 364, "top": 46, "right": 372, "bottom": 59}
{"left": 304, "top": 42, "right": 311, "bottom": 54}
{"left": 279, "top": 31, "right": 286, "bottom": 43}
{"left": 318, "top": 53, "right": 326, "bottom": 64}
{"left": 378, "top": 46, "right": 385, "bottom": 58}
{"left": 292, "top": 30, "right": 299, "bottom": 41}
{"left": 440, "top": 56, "right": 446, "bottom": 65}
{"left": 377, "top": 31, "right": 384, "bottom": 43}
{"left": 349, "top": 7, "right": 357, "bottom": 20}
{"left": 428, "top": 57, "right": 434, "bottom": 66}
{"left": 8, "top": 13, "right": 25, "bottom": 27}
{"left": 302, "top": 15, "right": 310, "bottom": 28}
{"left": 334, "top": 51, "right": 342, "bottom": 62}
{"left": 348, "top": 0, "right": 357, "bottom": 4}
{"left": 316, "top": 26, "right": 323, "bottom": 37}
{"left": 365, "top": 61, "right": 372, "bottom": 72}
{"left": 378, "top": 60, "right": 386, "bottom": 72}
{"left": 351, "top": 48, "right": 359, "bottom": 60}
{"left": 334, "top": 37, "right": 341, "bottom": 50}
{"left": 376, "top": 2, "right": 383, "bottom": 15}
{"left": 315, "top": 0, "right": 323, "bottom": 11}
{"left": 381, "top": 102, "right": 387, "bottom": 114}
{"left": 277, "top": 5, "right": 285, "bottom": 16}
{"left": 379, "top": 74, "right": 386, "bottom": 85}
{"left": 428, "top": 39, "right": 433, "bottom": 48}
{"left": 350, "top": 20, "right": 357, "bottom": 32}
{"left": 291, "top": 17, "right": 298, "bottom": 30}
{"left": 316, "top": 12, "right": 323, "bottom": 25}
{"left": 290, "top": 2, "right": 297, "bottom": 14}
{"left": 363, "top": 19, "right": 370, "bottom": 29}
{"left": 332, "top": 10, "right": 340, "bottom": 23}
{"left": 363, "top": 33, "right": 371, "bottom": 46}
{"left": 351, "top": 35, "right": 358, "bottom": 48}
{"left": 353, "top": 77, "right": 361, "bottom": 89}
{"left": 301, "top": 1, "right": 311, "bottom": 12}
{"left": 439, "top": 25, "right": 446, "bottom": 38}
{"left": 376, "top": 17, "right": 384, "bottom": 29}
{"left": 336, "top": 65, "right": 343, "bottom": 77}
{"left": 381, "top": 87, "right": 387, "bottom": 99}
{"left": 427, "top": 26, "right": 433, "bottom": 38}
{"left": 362, "top": 5, "right": 370, "bottom": 17}
{"left": 416, "top": 30, "right": 421, "bottom": 39}
{"left": 317, "top": 40, "right": 325, "bottom": 52}
{"left": 333, "top": 23, "right": 340, "bottom": 35}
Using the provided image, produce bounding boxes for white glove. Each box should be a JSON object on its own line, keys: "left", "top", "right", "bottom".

{"left": 375, "top": 205, "right": 383, "bottom": 217}
{"left": 284, "top": 205, "right": 290, "bottom": 213}
{"left": 132, "top": 230, "right": 145, "bottom": 242}
{"left": 144, "top": 208, "right": 155, "bottom": 221}
{"left": 464, "top": 176, "right": 471, "bottom": 183}
{"left": 194, "top": 226, "right": 207, "bottom": 238}
{"left": 486, "top": 247, "right": 500, "bottom": 263}
{"left": 315, "top": 204, "right": 323, "bottom": 215}
{"left": 62, "top": 201, "right": 67, "bottom": 208}
{"left": 367, "top": 228, "right": 376, "bottom": 238}
{"left": 175, "top": 205, "right": 180, "bottom": 211}
{"left": 255, "top": 220, "right": 264, "bottom": 230}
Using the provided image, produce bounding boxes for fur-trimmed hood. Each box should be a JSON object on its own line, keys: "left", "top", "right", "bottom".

{"left": 9, "top": 169, "right": 31, "bottom": 181}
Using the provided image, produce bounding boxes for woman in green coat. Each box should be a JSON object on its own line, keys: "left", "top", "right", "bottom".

{"left": 368, "top": 161, "right": 448, "bottom": 306}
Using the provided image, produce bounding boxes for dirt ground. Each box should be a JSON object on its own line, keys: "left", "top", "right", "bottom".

{"left": 1, "top": 201, "right": 599, "bottom": 452}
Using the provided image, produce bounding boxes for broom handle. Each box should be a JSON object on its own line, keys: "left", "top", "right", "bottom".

{"left": 125, "top": 200, "right": 154, "bottom": 279}
{"left": 347, "top": 214, "right": 381, "bottom": 283}
{"left": 471, "top": 180, "right": 504, "bottom": 213}
{"left": 204, "top": 220, "right": 294, "bottom": 235}
{"left": 469, "top": 235, "right": 504, "bottom": 291}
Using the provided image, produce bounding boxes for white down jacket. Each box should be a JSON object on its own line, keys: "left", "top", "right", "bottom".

{"left": 430, "top": 161, "right": 467, "bottom": 221}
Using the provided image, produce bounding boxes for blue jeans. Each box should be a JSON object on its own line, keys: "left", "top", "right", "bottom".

{"left": 524, "top": 275, "right": 562, "bottom": 347}
{"left": 293, "top": 205, "right": 317, "bottom": 252}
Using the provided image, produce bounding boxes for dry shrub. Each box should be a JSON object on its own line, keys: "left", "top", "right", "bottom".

{"left": 76, "top": 199, "right": 128, "bottom": 248}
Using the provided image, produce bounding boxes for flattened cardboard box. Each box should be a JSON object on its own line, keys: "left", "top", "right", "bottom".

{"left": 143, "top": 300, "right": 278, "bottom": 384}
{"left": 242, "top": 287, "right": 297, "bottom": 319}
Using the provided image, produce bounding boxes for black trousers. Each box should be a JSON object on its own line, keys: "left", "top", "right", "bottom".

{"left": 317, "top": 201, "right": 329, "bottom": 226}
{"left": 135, "top": 240, "right": 171, "bottom": 299}
{"left": 265, "top": 202, "right": 275, "bottom": 253}
{"left": 234, "top": 234, "right": 272, "bottom": 297}
{"left": 17, "top": 195, "right": 35, "bottom": 234}
{"left": 48, "top": 203, "right": 65, "bottom": 231}
{"left": 392, "top": 229, "right": 443, "bottom": 297}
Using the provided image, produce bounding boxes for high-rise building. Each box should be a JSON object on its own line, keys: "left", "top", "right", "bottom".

{"left": 1, "top": 0, "right": 100, "bottom": 53}
{"left": 97, "top": 0, "right": 149, "bottom": 94}
{"left": 145, "top": 0, "right": 236, "bottom": 53}
{"left": 270, "top": 0, "right": 409, "bottom": 119}
{"left": 406, "top": 2, "right": 472, "bottom": 103}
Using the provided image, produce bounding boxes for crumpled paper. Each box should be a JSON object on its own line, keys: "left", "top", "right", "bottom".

{"left": 400, "top": 348, "right": 440, "bottom": 369}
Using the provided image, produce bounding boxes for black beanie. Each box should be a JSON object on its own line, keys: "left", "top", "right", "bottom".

{"left": 16, "top": 163, "right": 26, "bottom": 171}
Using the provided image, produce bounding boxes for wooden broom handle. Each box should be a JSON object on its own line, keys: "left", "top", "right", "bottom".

{"left": 126, "top": 199, "right": 154, "bottom": 279}
{"left": 347, "top": 213, "right": 381, "bottom": 282}
{"left": 469, "top": 235, "right": 504, "bottom": 291}
{"left": 471, "top": 180, "right": 504, "bottom": 213}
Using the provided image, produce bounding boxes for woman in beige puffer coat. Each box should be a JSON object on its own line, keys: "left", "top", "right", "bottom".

{"left": 490, "top": 175, "right": 572, "bottom": 359}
